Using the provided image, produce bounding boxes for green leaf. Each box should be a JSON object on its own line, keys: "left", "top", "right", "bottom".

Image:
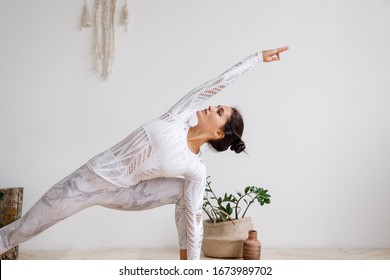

{"left": 226, "top": 203, "right": 233, "bottom": 215}
{"left": 223, "top": 193, "right": 229, "bottom": 202}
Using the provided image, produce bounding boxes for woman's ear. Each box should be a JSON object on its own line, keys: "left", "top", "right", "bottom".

{"left": 213, "top": 129, "right": 225, "bottom": 140}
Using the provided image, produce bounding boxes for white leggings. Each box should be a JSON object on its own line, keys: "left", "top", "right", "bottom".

{"left": 0, "top": 165, "right": 186, "bottom": 254}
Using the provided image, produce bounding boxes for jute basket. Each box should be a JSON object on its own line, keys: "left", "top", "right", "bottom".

{"left": 202, "top": 217, "right": 254, "bottom": 258}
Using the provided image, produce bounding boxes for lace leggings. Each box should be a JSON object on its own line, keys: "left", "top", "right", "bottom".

{"left": 0, "top": 165, "right": 186, "bottom": 254}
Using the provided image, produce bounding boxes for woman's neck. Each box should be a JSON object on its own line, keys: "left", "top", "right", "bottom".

{"left": 187, "top": 125, "right": 210, "bottom": 154}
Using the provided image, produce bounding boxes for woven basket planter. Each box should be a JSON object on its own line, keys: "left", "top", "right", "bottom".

{"left": 201, "top": 217, "right": 254, "bottom": 258}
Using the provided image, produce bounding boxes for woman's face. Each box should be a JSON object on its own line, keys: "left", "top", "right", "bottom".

{"left": 196, "top": 105, "right": 233, "bottom": 139}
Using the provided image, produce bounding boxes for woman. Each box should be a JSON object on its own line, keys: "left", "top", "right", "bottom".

{"left": 0, "top": 46, "right": 288, "bottom": 260}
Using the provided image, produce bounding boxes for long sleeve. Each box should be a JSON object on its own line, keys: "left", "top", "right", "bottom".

{"left": 184, "top": 171, "right": 207, "bottom": 260}
{"left": 169, "top": 51, "right": 263, "bottom": 122}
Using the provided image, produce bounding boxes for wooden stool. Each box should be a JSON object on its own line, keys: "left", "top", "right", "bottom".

{"left": 0, "top": 187, "right": 23, "bottom": 260}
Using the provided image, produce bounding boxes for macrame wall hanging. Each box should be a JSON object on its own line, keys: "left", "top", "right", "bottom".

{"left": 81, "top": 0, "right": 130, "bottom": 80}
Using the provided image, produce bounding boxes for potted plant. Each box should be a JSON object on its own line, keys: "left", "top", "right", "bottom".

{"left": 202, "top": 176, "right": 271, "bottom": 258}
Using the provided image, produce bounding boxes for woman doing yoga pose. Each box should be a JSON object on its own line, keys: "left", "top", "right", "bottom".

{"left": 0, "top": 46, "right": 288, "bottom": 260}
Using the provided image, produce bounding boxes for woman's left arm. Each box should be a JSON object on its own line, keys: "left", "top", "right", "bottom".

{"left": 169, "top": 46, "right": 288, "bottom": 122}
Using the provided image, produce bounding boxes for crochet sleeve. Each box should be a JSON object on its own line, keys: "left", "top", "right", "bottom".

{"left": 169, "top": 52, "right": 263, "bottom": 122}
{"left": 184, "top": 170, "right": 207, "bottom": 260}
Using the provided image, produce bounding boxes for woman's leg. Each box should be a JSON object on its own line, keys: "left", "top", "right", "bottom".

{"left": 100, "top": 177, "right": 187, "bottom": 258}
{"left": 0, "top": 169, "right": 188, "bottom": 257}
{"left": 0, "top": 165, "right": 115, "bottom": 254}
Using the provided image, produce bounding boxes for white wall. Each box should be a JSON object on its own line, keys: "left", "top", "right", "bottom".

{"left": 0, "top": 0, "right": 389, "bottom": 251}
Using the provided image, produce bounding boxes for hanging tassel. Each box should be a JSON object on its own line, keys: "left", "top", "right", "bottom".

{"left": 121, "top": 0, "right": 129, "bottom": 32}
{"left": 81, "top": 1, "right": 92, "bottom": 30}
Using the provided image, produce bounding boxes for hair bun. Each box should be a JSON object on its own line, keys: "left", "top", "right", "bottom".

{"left": 230, "top": 139, "right": 246, "bottom": 154}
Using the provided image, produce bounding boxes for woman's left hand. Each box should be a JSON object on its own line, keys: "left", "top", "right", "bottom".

{"left": 262, "top": 46, "right": 289, "bottom": 62}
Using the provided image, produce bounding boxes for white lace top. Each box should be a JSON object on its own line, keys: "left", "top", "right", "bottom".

{"left": 87, "top": 51, "right": 263, "bottom": 259}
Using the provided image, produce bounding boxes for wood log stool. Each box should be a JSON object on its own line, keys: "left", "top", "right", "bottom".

{"left": 0, "top": 187, "right": 24, "bottom": 260}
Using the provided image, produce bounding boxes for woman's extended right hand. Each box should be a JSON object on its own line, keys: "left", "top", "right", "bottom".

{"left": 262, "top": 46, "right": 289, "bottom": 62}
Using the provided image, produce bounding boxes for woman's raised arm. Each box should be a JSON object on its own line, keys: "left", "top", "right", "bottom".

{"left": 169, "top": 46, "right": 289, "bottom": 122}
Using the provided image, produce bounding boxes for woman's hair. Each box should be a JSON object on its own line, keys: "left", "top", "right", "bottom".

{"left": 208, "top": 107, "right": 246, "bottom": 154}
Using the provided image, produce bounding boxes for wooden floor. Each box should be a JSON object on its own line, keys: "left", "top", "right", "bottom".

{"left": 18, "top": 248, "right": 390, "bottom": 260}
